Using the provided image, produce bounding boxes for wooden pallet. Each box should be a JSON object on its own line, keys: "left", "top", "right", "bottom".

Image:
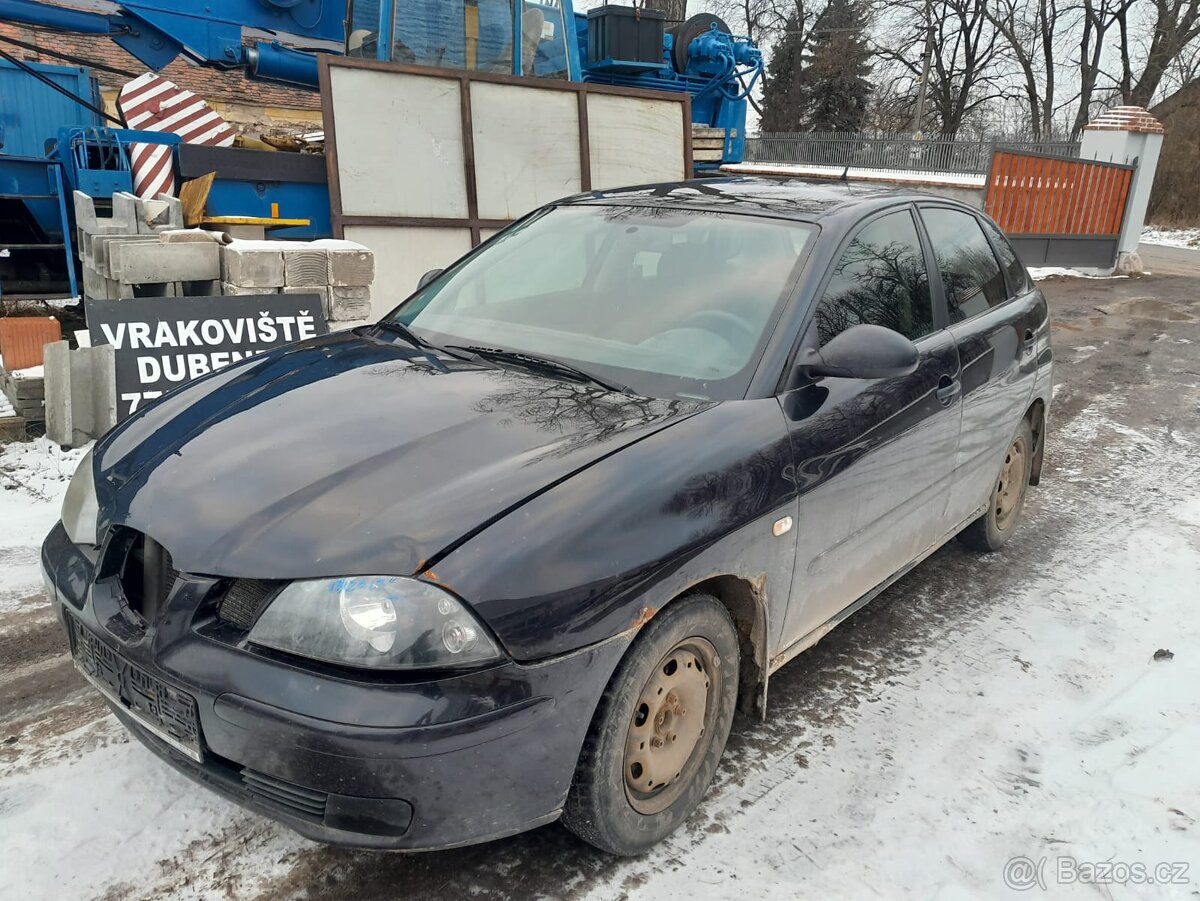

{"left": 0, "top": 366, "right": 45, "bottom": 423}
{"left": 0, "top": 415, "right": 26, "bottom": 442}
{"left": 693, "top": 125, "right": 727, "bottom": 163}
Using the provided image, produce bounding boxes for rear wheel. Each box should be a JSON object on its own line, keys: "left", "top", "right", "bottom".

{"left": 562, "top": 593, "right": 738, "bottom": 855}
{"left": 959, "top": 420, "right": 1034, "bottom": 551}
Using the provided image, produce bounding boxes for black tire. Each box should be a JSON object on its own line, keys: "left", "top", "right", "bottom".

{"left": 959, "top": 419, "right": 1035, "bottom": 551}
{"left": 562, "top": 593, "right": 739, "bottom": 855}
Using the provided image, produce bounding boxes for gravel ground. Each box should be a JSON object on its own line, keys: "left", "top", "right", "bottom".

{"left": 2, "top": 244, "right": 1198, "bottom": 901}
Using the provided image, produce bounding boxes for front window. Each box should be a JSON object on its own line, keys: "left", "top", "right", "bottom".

{"left": 392, "top": 205, "right": 814, "bottom": 400}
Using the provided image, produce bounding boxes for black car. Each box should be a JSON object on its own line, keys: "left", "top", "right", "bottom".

{"left": 43, "top": 177, "right": 1052, "bottom": 855}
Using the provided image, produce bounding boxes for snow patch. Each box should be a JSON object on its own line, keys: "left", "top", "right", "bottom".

{"left": 1141, "top": 226, "right": 1200, "bottom": 249}
{"left": 1029, "top": 267, "right": 1129, "bottom": 281}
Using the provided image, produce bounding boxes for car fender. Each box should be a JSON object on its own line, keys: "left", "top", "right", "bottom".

{"left": 427, "top": 399, "right": 800, "bottom": 665}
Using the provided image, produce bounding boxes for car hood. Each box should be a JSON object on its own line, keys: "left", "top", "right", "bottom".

{"left": 95, "top": 331, "right": 704, "bottom": 578}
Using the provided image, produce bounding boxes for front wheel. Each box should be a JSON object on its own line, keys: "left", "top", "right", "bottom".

{"left": 959, "top": 419, "right": 1034, "bottom": 551}
{"left": 562, "top": 593, "right": 739, "bottom": 855}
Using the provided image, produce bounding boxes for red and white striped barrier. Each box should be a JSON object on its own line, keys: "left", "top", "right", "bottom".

{"left": 117, "top": 73, "right": 237, "bottom": 199}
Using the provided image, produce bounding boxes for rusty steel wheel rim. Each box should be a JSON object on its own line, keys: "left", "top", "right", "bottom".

{"left": 623, "top": 638, "right": 718, "bottom": 816}
{"left": 994, "top": 437, "right": 1027, "bottom": 531}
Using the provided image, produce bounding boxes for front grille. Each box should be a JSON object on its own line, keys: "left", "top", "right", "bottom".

{"left": 109, "top": 528, "right": 177, "bottom": 624}
{"left": 217, "top": 579, "right": 284, "bottom": 630}
{"left": 241, "top": 768, "right": 328, "bottom": 821}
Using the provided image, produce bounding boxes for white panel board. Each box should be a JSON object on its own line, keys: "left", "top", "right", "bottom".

{"left": 471, "top": 82, "right": 582, "bottom": 220}
{"left": 587, "top": 94, "right": 686, "bottom": 190}
{"left": 344, "top": 225, "right": 473, "bottom": 320}
{"left": 330, "top": 68, "right": 469, "bottom": 218}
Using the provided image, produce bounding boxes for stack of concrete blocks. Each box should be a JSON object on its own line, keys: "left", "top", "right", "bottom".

{"left": 75, "top": 192, "right": 220, "bottom": 299}
{"left": 43, "top": 341, "right": 118, "bottom": 448}
{"left": 219, "top": 239, "right": 375, "bottom": 325}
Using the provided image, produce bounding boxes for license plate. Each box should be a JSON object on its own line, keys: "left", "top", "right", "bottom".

{"left": 67, "top": 615, "right": 204, "bottom": 763}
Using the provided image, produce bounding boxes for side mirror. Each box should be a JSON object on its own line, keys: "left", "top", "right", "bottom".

{"left": 417, "top": 268, "right": 443, "bottom": 290}
{"left": 798, "top": 324, "right": 920, "bottom": 380}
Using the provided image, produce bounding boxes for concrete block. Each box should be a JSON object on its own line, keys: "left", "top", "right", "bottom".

{"left": 42, "top": 341, "right": 119, "bottom": 447}
{"left": 212, "top": 224, "right": 267, "bottom": 241}
{"left": 90, "top": 235, "right": 158, "bottom": 278}
{"left": 73, "top": 191, "right": 100, "bottom": 234}
{"left": 82, "top": 265, "right": 118, "bottom": 301}
{"left": 112, "top": 192, "right": 183, "bottom": 235}
{"left": 283, "top": 248, "right": 330, "bottom": 287}
{"left": 326, "top": 247, "right": 375, "bottom": 287}
{"left": 0, "top": 415, "right": 25, "bottom": 442}
{"left": 161, "top": 229, "right": 228, "bottom": 245}
{"left": 223, "top": 282, "right": 280, "bottom": 296}
{"left": 283, "top": 285, "right": 331, "bottom": 318}
{"left": 182, "top": 280, "right": 222, "bottom": 297}
{"left": 221, "top": 245, "right": 285, "bottom": 288}
{"left": 113, "top": 242, "right": 220, "bottom": 285}
{"left": 330, "top": 286, "right": 372, "bottom": 321}
{"left": 43, "top": 341, "right": 72, "bottom": 446}
{"left": 69, "top": 348, "right": 94, "bottom": 440}
{"left": 91, "top": 344, "right": 118, "bottom": 437}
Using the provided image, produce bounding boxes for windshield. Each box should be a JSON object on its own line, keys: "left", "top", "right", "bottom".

{"left": 391, "top": 205, "right": 814, "bottom": 400}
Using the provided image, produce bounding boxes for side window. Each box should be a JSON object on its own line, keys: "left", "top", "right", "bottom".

{"left": 813, "top": 210, "right": 933, "bottom": 347}
{"left": 920, "top": 207, "right": 1009, "bottom": 322}
{"left": 979, "top": 216, "right": 1031, "bottom": 295}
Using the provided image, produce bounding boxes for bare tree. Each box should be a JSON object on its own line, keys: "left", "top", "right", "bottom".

{"left": 985, "top": 0, "right": 1065, "bottom": 138}
{"left": 643, "top": 0, "right": 690, "bottom": 24}
{"left": 878, "top": 0, "right": 1006, "bottom": 136}
{"left": 1116, "top": 0, "right": 1200, "bottom": 107}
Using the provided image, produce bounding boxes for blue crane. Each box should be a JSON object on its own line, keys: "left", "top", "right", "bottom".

{"left": 0, "top": 0, "right": 763, "bottom": 166}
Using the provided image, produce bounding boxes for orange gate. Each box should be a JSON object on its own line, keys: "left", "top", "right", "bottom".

{"left": 983, "top": 149, "right": 1134, "bottom": 268}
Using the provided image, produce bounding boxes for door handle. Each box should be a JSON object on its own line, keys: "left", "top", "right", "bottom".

{"left": 936, "top": 375, "right": 961, "bottom": 406}
{"left": 1023, "top": 328, "right": 1036, "bottom": 354}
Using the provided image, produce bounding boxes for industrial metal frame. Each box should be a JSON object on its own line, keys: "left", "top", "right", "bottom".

{"left": 319, "top": 55, "right": 694, "bottom": 247}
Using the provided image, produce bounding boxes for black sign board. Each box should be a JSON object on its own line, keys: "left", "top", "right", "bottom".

{"left": 86, "top": 294, "right": 329, "bottom": 420}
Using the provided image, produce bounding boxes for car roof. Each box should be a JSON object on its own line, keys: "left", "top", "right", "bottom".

{"left": 561, "top": 176, "right": 967, "bottom": 228}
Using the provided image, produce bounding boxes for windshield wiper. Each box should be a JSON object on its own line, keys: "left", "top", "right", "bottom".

{"left": 445, "top": 345, "right": 634, "bottom": 395}
{"left": 371, "top": 321, "right": 474, "bottom": 361}
{"left": 372, "top": 319, "right": 432, "bottom": 349}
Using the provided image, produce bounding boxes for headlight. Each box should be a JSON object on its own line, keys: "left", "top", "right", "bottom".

{"left": 61, "top": 448, "right": 100, "bottom": 547}
{"left": 247, "top": 576, "right": 503, "bottom": 670}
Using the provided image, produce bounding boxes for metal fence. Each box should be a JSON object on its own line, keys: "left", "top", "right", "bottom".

{"left": 744, "top": 132, "right": 1080, "bottom": 175}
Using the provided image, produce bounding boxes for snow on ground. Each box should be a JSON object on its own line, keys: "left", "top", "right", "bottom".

{"left": 0, "top": 438, "right": 87, "bottom": 612}
{"left": 0, "top": 354, "right": 45, "bottom": 380}
{"left": 576, "top": 397, "right": 1200, "bottom": 900}
{"left": 0, "top": 369, "right": 1197, "bottom": 898}
{"left": 722, "top": 162, "right": 986, "bottom": 188}
{"left": 1141, "top": 226, "right": 1200, "bottom": 249}
{"left": 1029, "top": 267, "right": 1131, "bottom": 281}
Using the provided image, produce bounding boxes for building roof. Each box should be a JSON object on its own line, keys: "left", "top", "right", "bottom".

{"left": 0, "top": 5, "right": 321, "bottom": 112}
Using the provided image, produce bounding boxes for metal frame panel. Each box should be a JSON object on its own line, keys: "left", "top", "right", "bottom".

{"left": 320, "top": 55, "right": 693, "bottom": 247}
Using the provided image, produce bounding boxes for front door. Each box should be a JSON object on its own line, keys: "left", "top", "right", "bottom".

{"left": 917, "top": 206, "right": 1042, "bottom": 525}
{"left": 779, "top": 207, "right": 963, "bottom": 648}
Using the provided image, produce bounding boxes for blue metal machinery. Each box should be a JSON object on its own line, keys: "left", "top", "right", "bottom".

{"left": 0, "top": 0, "right": 762, "bottom": 168}
{"left": 0, "top": 0, "right": 762, "bottom": 295}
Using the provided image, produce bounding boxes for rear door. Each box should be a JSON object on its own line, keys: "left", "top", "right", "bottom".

{"left": 916, "top": 205, "right": 1043, "bottom": 526}
{"left": 778, "top": 206, "right": 963, "bottom": 648}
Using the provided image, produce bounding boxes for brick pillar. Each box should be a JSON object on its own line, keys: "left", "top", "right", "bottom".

{"left": 1080, "top": 106, "right": 1164, "bottom": 275}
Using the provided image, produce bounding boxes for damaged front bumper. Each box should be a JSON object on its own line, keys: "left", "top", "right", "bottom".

{"left": 41, "top": 521, "right": 628, "bottom": 850}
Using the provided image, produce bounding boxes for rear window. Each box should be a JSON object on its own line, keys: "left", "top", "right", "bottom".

{"left": 921, "top": 207, "right": 1010, "bottom": 322}
{"left": 980, "top": 216, "right": 1031, "bottom": 294}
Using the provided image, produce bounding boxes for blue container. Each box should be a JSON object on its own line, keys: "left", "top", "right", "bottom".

{"left": 0, "top": 59, "right": 102, "bottom": 157}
